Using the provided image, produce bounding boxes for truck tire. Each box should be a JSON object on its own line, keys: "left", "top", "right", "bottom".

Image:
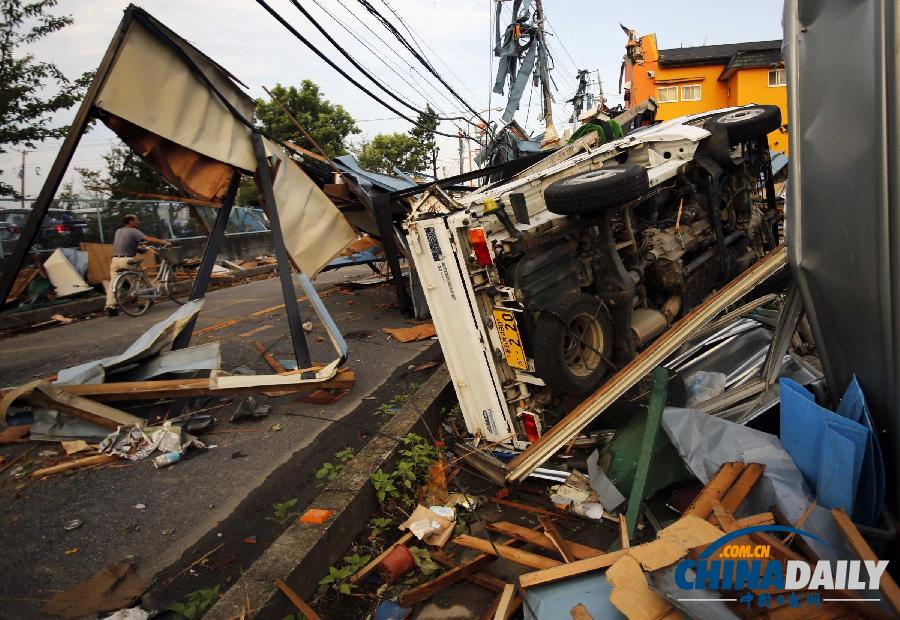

{"left": 712, "top": 105, "right": 781, "bottom": 145}
{"left": 544, "top": 165, "right": 649, "bottom": 216}
{"left": 532, "top": 293, "right": 614, "bottom": 396}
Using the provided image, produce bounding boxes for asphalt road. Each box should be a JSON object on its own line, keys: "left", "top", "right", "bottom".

{"left": 0, "top": 265, "right": 437, "bottom": 618}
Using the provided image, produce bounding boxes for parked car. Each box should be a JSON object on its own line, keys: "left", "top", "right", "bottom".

{"left": 405, "top": 104, "right": 783, "bottom": 447}
{"left": 0, "top": 208, "right": 89, "bottom": 251}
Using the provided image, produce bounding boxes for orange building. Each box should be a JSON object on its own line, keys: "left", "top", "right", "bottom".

{"left": 622, "top": 31, "right": 789, "bottom": 153}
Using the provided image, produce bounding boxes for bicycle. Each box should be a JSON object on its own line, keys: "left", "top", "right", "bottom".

{"left": 113, "top": 245, "right": 196, "bottom": 317}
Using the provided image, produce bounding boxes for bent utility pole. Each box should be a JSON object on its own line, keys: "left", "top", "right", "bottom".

{"left": 534, "top": 0, "right": 559, "bottom": 148}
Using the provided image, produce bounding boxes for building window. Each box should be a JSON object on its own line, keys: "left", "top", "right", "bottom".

{"left": 681, "top": 84, "right": 702, "bottom": 101}
{"left": 657, "top": 86, "right": 678, "bottom": 103}
{"left": 769, "top": 68, "right": 786, "bottom": 86}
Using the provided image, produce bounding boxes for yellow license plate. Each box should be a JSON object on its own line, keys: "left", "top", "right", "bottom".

{"left": 492, "top": 309, "right": 527, "bottom": 370}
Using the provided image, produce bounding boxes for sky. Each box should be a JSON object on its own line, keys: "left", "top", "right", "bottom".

{"left": 1, "top": 0, "right": 785, "bottom": 198}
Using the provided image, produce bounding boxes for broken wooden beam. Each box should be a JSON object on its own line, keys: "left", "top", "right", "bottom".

{"left": 683, "top": 462, "right": 746, "bottom": 520}
{"left": 453, "top": 535, "right": 561, "bottom": 570}
{"left": 832, "top": 508, "right": 900, "bottom": 615}
{"left": 518, "top": 548, "right": 629, "bottom": 589}
{"left": 486, "top": 522, "right": 603, "bottom": 560}
{"left": 718, "top": 462, "right": 765, "bottom": 514}
{"left": 46, "top": 369, "right": 354, "bottom": 401}
{"left": 539, "top": 516, "right": 575, "bottom": 562}
{"left": 275, "top": 579, "right": 321, "bottom": 620}
{"left": 254, "top": 341, "right": 287, "bottom": 374}
{"left": 492, "top": 583, "right": 517, "bottom": 620}
{"left": 31, "top": 454, "right": 118, "bottom": 478}
{"left": 506, "top": 246, "right": 787, "bottom": 482}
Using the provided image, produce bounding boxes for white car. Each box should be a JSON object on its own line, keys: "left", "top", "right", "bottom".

{"left": 405, "top": 105, "right": 783, "bottom": 448}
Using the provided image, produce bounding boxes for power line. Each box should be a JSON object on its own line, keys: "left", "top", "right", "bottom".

{"left": 327, "top": 0, "right": 472, "bottom": 126}
{"left": 377, "top": 0, "right": 488, "bottom": 110}
{"left": 353, "top": 0, "right": 491, "bottom": 129}
{"left": 254, "top": 0, "right": 465, "bottom": 138}
{"left": 307, "top": 0, "right": 461, "bottom": 123}
{"left": 288, "top": 0, "right": 463, "bottom": 121}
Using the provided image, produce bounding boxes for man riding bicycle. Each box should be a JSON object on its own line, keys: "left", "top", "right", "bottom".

{"left": 105, "top": 214, "right": 171, "bottom": 317}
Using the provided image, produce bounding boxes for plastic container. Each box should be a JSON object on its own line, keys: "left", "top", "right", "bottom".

{"left": 153, "top": 451, "right": 181, "bottom": 469}
{"left": 378, "top": 544, "right": 415, "bottom": 583}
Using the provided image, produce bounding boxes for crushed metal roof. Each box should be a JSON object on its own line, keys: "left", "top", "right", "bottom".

{"left": 658, "top": 40, "right": 782, "bottom": 68}
{"left": 719, "top": 48, "right": 783, "bottom": 79}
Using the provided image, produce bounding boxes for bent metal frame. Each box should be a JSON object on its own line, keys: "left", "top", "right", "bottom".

{"left": 0, "top": 5, "right": 319, "bottom": 375}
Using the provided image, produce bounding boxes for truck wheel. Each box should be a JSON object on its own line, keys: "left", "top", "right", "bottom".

{"left": 544, "top": 165, "right": 649, "bottom": 216}
{"left": 532, "top": 293, "right": 614, "bottom": 396}
{"left": 712, "top": 105, "right": 781, "bottom": 145}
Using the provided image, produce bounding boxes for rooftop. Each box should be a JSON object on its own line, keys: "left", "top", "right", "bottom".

{"left": 658, "top": 39, "right": 782, "bottom": 67}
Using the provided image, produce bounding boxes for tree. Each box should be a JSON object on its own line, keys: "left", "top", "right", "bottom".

{"left": 77, "top": 144, "right": 172, "bottom": 198}
{"left": 357, "top": 133, "right": 424, "bottom": 175}
{"left": 409, "top": 105, "right": 439, "bottom": 178}
{"left": 255, "top": 81, "right": 359, "bottom": 158}
{"left": 0, "top": 0, "right": 93, "bottom": 196}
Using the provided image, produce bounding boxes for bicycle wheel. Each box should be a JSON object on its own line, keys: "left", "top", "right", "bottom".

{"left": 114, "top": 271, "right": 154, "bottom": 316}
{"left": 165, "top": 266, "right": 195, "bottom": 304}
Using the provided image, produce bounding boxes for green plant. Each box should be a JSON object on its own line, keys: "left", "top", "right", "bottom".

{"left": 318, "top": 553, "right": 370, "bottom": 595}
{"left": 267, "top": 498, "right": 299, "bottom": 526}
{"left": 315, "top": 447, "right": 355, "bottom": 484}
{"left": 391, "top": 460, "right": 417, "bottom": 500}
{"left": 368, "top": 516, "right": 393, "bottom": 538}
{"left": 170, "top": 586, "right": 220, "bottom": 619}
{"left": 375, "top": 382, "right": 422, "bottom": 416}
{"left": 399, "top": 433, "right": 438, "bottom": 477}
{"left": 370, "top": 469, "right": 397, "bottom": 504}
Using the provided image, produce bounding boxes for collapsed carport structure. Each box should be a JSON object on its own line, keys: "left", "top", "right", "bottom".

{"left": 0, "top": 4, "right": 357, "bottom": 372}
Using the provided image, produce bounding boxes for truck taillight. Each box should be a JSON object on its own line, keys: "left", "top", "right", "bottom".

{"left": 54, "top": 223, "right": 69, "bottom": 232}
{"left": 521, "top": 412, "right": 541, "bottom": 443}
{"left": 468, "top": 227, "right": 493, "bottom": 266}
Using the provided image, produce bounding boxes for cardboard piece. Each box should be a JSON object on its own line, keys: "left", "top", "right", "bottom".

{"left": 383, "top": 324, "right": 437, "bottom": 342}
{"left": 400, "top": 505, "right": 454, "bottom": 547}
{"left": 606, "top": 556, "right": 678, "bottom": 620}
{"left": 41, "top": 562, "right": 146, "bottom": 618}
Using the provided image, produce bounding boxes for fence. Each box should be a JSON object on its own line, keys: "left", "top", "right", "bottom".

{"left": 0, "top": 198, "right": 270, "bottom": 258}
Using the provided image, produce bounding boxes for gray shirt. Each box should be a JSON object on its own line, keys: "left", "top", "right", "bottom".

{"left": 113, "top": 227, "right": 145, "bottom": 256}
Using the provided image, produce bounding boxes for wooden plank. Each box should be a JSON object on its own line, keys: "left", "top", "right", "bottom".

{"left": 710, "top": 500, "right": 740, "bottom": 532}
{"left": 518, "top": 548, "right": 629, "bottom": 589}
{"left": 453, "top": 535, "right": 562, "bottom": 570}
{"left": 15, "top": 381, "right": 143, "bottom": 430}
{"left": 80, "top": 242, "right": 154, "bottom": 284}
{"left": 31, "top": 454, "right": 117, "bottom": 478}
{"left": 430, "top": 551, "right": 507, "bottom": 593}
{"left": 254, "top": 341, "right": 287, "bottom": 373}
{"left": 719, "top": 462, "right": 766, "bottom": 514}
{"left": 539, "top": 516, "right": 575, "bottom": 562}
{"left": 683, "top": 462, "right": 746, "bottom": 519}
{"left": 493, "top": 584, "right": 516, "bottom": 620}
{"left": 487, "top": 522, "right": 603, "bottom": 560}
{"left": 350, "top": 532, "right": 413, "bottom": 584}
{"left": 506, "top": 246, "right": 788, "bottom": 482}
{"left": 624, "top": 366, "right": 667, "bottom": 541}
{"left": 832, "top": 508, "right": 900, "bottom": 615}
{"left": 399, "top": 546, "right": 502, "bottom": 606}
{"left": 275, "top": 578, "right": 322, "bottom": 620}
{"left": 54, "top": 370, "right": 355, "bottom": 401}
{"left": 570, "top": 603, "right": 593, "bottom": 620}
{"left": 488, "top": 496, "right": 625, "bottom": 528}
{"left": 618, "top": 514, "right": 630, "bottom": 549}
{"left": 734, "top": 512, "right": 775, "bottom": 528}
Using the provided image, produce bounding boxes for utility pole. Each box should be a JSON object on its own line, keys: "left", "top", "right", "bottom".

{"left": 458, "top": 132, "right": 464, "bottom": 176}
{"left": 533, "top": 0, "right": 559, "bottom": 148}
{"left": 19, "top": 150, "right": 27, "bottom": 208}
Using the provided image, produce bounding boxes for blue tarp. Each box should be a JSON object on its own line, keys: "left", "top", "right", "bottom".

{"left": 780, "top": 376, "right": 884, "bottom": 524}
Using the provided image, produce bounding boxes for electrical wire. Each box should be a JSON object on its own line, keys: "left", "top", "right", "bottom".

{"left": 353, "top": 0, "right": 492, "bottom": 129}
{"left": 313, "top": 0, "right": 444, "bottom": 122}
{"left": 326, "top": 0, "right": 474, "bottom": 127}
{"left": 288, "top": 0, "right": 464, "bottom": 121}
{"left": 254, "top": 0, "right": 465, "bottom": 138}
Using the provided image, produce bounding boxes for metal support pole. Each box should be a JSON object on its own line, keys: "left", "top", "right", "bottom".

{"left": 96, "top": 204, "right": 105, "bottom": 243}
{"left": 373, "top": 193, "right": 413, "bottom": 314}
{"left": 172, "top": 171, "right": 241, "bottom": 351}
{"left": 251, "top": 133, "right": 313, "bottom": 374}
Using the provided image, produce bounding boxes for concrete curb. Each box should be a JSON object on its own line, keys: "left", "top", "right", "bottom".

{"left": 206, "top": 366, "right": 452, "bottom": 620}
{"left": 0, "top": 264, "right": 277, "bottom": 332}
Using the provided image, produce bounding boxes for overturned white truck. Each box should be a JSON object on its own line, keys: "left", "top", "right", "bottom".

{"left": 404, "top": 106, "right": 783, "bottom": 449}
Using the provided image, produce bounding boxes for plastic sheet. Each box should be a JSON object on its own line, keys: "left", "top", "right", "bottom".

{"left": 662, "top": 407, "right": 812, "bottom": 522}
